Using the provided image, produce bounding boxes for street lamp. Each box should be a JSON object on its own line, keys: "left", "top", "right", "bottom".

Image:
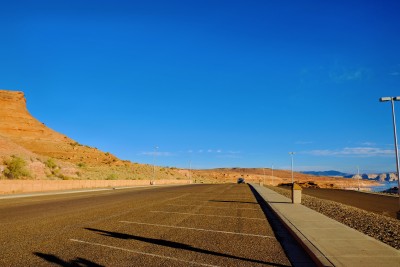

{"left": 271, "top": 164, "right": 274, "bottom": 185}
{"left": 189, "top": 160, "right": 192, "bottom": 183}
{"left": 380, "top": 96, "right": 400, "bottom": 219}
{"left": 272, "top": 164, "right": 274, "bottom": 177}
{"left": 289, "top": 152, "right": 295, "bottom": 184}
{"left": 153, "top": 146, "right": 158, "bottom": 183}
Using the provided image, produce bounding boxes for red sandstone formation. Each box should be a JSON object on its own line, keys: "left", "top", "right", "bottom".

{"left": 0, "top": 90, "right": 119, "bottom": 165}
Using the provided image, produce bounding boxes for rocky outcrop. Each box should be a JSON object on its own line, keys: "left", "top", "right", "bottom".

{"left": 388, "top": 173, "right": 398, "bottom": 181}
{"left": 351, "top": 172, "right": 398, "bottom": 182}
{"left": 0, "top": 90, "right": 119, "bottom": 165}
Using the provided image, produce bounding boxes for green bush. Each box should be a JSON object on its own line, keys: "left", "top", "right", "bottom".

{"left": 3, "top": 156, "right": 31, "bottom": 179}
{"left": 45, "top": 158, "right": 57, "bottom": 169}
{"left": 77, "top": 162, "right": 86, "bottom": 168}
{"left": 106, "top": 174, "right": 118, "bottom": 180}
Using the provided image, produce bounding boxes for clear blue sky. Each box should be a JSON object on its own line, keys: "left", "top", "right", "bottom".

{"left": 1, "top": 0, "right": 400, "bottom": 173}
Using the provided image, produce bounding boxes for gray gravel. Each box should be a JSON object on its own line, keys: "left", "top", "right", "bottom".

{"left": 268, "top": 186, "right": 400, "bottom": 250}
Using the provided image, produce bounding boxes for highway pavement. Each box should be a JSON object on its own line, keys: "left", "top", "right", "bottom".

{"left": 0, "top": 184, "right": 295, "bottom": 266}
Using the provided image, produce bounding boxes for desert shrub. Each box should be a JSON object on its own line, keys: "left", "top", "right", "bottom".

{"left": 106, "top": 174, "right": 118, "bottom": 180}
{"left": 45, "top": 158, "right": 57, "bottom": 169}
{"left": 3, "top": 156, "right": 31, "bottom": 179}
{"left": 77, "top": 162, "right": 86, "bottom": 168}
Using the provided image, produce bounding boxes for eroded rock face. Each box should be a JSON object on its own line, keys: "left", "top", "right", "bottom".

{"left": 0, "top": 90, "right": 118, "bottom": 165}
{"left": 350, "top": 173, "right": 398, "bottom": 182}
{"left": 388, "top": 173, "right": 398, "bottom": 181}
{"left": 378, "top": 173, "right": 387, "bottom": 182}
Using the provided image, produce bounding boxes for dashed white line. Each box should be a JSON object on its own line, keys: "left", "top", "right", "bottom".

{"left": 70, "top": 239, "right": 219, "bottom": 267}
{"left": 150, "top": 210, "right": 265, "bottom": 220}
{"left": 119, "top": 221, "right": 275, "bottom": 238}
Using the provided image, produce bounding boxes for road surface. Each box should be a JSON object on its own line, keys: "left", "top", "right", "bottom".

{"left": 0, "top": 184, "right": 295, "bottom": 266}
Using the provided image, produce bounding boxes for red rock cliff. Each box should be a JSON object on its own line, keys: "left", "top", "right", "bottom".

{"left": 0, "top": 90, "right": 119, "bottom": 165}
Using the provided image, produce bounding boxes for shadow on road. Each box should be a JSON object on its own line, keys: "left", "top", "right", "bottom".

{"left": 85, "top": 227, "right": 290, "bottom": 267}
{"left": 208, "top": 200, "right": 258, "bottom": 204}
{"left": 33, "top": 252, "right": 104, "bottom": 267}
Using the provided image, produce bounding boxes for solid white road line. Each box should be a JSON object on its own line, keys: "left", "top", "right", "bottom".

{"left": 119, "top": 221, "right": 275, "bottom": 238}
{"left": 171, "top": 200, "right": 258, "bottom": 204}
{"left": 166, "top": 204, "right": 259, "bottom": 210}
{"left": 70, "top": 239, "right": 219, "bottom": 267}
{"left": 150, "top": 210, "right": 265, "bottom": 220}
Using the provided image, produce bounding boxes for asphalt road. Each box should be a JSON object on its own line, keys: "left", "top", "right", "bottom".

{"left": 0, "top": 184, "right": 293, "bottom": 266}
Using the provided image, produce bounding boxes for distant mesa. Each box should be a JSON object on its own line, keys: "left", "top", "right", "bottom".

{"left": 301, "top": 170, "right": 350, "bottom": 177}
{"left": 302, "top": 170, "right": 398, "bottom": 182}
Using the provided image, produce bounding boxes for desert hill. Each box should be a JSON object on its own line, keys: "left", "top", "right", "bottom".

{"left": 0, "top": 90, "right": 119, "bottom": 165}
{"left": 0, "top": 90, "right": 190, "bottom": 181}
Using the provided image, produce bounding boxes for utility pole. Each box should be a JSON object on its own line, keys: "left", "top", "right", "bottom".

{"left": 380, "top": 96, "right": 400, "bottom": 219}
{"left": 289, "top": 152, "right": 295, "bottom": 184}
{"left": 153, "top": 146, "right": 158, "bottom": 184}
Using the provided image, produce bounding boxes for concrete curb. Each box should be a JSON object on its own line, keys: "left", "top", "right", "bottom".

{"left": 249, "top": 183, "right": 333, "bottom": 267}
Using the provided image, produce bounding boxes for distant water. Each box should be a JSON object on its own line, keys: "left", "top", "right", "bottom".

{"left": 370, "top": 181, "right": 399, "bottom": 192}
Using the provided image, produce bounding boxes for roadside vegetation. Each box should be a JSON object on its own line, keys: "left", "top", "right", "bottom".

{"left": 2, "top": 155, "right": 31, "bottom": 179}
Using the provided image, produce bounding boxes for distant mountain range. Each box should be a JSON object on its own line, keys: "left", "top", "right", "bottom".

{"left": 301, "top": 170, "right": 399, "bottom": 182}
{"left": 301, "top": 170, "right": 351, "bottom": 177}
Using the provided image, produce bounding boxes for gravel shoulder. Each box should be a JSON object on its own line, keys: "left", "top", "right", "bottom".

{"left": 268, "top": 186, "right": 400, "bottom": 250}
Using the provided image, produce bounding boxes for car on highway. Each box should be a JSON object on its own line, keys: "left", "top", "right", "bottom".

{"left": 237, "top": 177, "right": 245, "bottom": 184}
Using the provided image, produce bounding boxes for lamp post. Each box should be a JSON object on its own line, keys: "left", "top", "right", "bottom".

{"left": 263, "top": 168, "right": 266, "bottom": 185}
{"left": 189, "top": 160, "right": 192, "bottom": 183}
{"left": 289, "top": 152, "right": 295, "bottom": 184}
{"left": 379, "top": 96, "right": 400, "bottom": 219}
{"left": 271, "top": 164, "right": 274, "bottom": 185}
{"left": 272, "top": 164, "right": 274, "bottom": 177}
{"left": 153, "top": 146, "right": 158, "bottom": 183}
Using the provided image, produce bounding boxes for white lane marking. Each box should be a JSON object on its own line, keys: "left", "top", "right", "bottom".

{"left": 166, "top": 204, "right": 259, "bottom": 210}
{"left": 70, "top": 239, "right": 218, "bottom": 267}
{"left": 165, "top": 194, "right": 190, "bottom": 202}
{"left": 180, "top": 197, "right": 255, "bottom": 200}
{"left": 172, "top": 200, "right": 258, "bottom": 204}
{"left": 150, "top": 211, "right": 265, "bottom": 220}
{"left": 119, "top": 221, "right": 274, "bottom": 238}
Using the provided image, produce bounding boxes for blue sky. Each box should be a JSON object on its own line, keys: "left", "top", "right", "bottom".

{"left": 1, "top": 0, "right": 400, "bottom": 173}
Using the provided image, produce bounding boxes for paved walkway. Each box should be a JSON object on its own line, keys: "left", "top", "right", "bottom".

{"left": 250, "top": 184, "right": 400, "bottom": 267}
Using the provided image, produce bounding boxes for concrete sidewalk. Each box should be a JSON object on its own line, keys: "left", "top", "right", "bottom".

{"left": 250, "top": 184, "right": 400, "bottom": 267}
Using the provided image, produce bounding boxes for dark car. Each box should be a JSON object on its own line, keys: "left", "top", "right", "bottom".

{"left": 237, "top": 177, "right": 245, "bottom": 184}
